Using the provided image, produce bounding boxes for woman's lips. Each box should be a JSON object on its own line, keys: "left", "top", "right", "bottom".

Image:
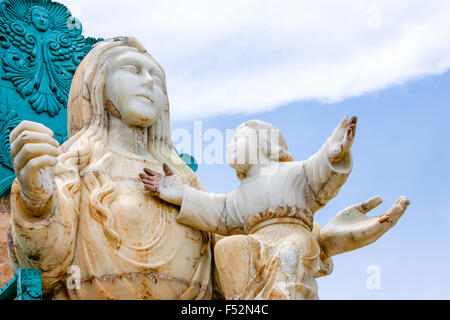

{"left": 136, "top": 94, "right": 153, "bottom": 103}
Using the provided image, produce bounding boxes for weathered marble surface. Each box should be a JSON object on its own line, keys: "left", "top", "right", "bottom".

{"left": 6, "top": 35, "right": 409, "bottom": 300}
{"left": 0, "top": 194, "right": 12, "bottom": 287}
{"left": 142, "top": 119, "right": 409, "bottom": 300}
{"left": 7, "top": 37, "right": 212, "bottom": 299}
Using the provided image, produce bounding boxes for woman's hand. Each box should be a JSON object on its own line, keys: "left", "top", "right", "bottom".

{"left": 319, "top": 195, "right": 410, "bottom": 258}
{"left": 139, "top": 163, "right": 184, "bottom": 206}
{"left": 10, "top": 120, "right": 60, "bottom": 206}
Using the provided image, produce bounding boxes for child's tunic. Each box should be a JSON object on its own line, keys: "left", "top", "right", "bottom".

{"left": 177, "top": 140, "right": 352, "bottom": 299}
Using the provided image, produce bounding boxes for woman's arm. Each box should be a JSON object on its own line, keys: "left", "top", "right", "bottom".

{"left": 9, "top": 120, "right": 79, "bottom": 294}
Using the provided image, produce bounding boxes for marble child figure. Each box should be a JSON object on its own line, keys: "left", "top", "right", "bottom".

{"left": 141, "top": 119, "right": 410, "bottom": 300}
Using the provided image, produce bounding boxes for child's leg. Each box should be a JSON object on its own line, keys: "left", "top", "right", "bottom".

{"left": 214, "top": 235, "right": 260, "bottom": 300}
{"left": 252, "top": 223, "right": 321, "bottom": 299}
{"left": 273, "top": 229, "right": 321, "bottom": 299}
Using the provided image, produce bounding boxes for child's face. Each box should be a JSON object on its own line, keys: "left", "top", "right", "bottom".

{"left": 226, "top": 126, "right": 258, "bottom": 168}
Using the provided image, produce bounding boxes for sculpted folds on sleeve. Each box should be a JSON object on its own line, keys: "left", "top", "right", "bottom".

{"left": 302, "top": 138, "right": 353, "bottom": 213}
{"left": 177, "top": 185, "right": 234, "bottom": 235}
{"left": 9, "top": 167, "right": 79, "bottom": 295}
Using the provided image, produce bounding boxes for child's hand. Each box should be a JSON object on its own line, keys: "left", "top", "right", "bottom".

{"left": 319, "top": 195, "right": 410, "bottom": 258}
{"left": 139, "top": 163, "right": 184, "bottom": 206}
{"left": 327, "top": 116, "right": 357, "bottom": 164}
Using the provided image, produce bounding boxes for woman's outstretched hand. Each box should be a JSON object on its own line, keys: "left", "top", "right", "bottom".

{"left": 139, "top": 163, "right": 184, "bottom": 206}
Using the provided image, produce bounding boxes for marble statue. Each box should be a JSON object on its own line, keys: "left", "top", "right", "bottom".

{"left": 7, "top": 35, "right": 409, "bottom": 300}
{"left": 141, "top": 119, "right": 409, "bottom": 300}
{"left": 7, "top": 37, "right": 212, "bottom": 299}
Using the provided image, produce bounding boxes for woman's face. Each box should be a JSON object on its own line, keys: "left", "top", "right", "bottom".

{"left": 105, "top": 50, "right": 168, "bottom": 127}
{"left": 31, "top": 7, "right": 50, "bottom": 32}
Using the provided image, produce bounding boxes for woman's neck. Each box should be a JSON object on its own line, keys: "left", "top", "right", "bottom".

{"left": 107, "top": 116, "right": 150, "bottom": 158}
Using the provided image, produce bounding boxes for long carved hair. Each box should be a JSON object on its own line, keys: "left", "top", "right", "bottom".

{"left": 55, "top": 37, "right": 199, "bottom": 248}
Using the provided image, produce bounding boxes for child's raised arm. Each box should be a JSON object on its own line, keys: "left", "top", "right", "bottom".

{"left": 301, "top": 116, "right": 356, "bottom": 213}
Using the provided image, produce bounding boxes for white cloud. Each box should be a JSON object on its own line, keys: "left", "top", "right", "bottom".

{"left": 60, "top": 0, "right": 450, "bottom": 120}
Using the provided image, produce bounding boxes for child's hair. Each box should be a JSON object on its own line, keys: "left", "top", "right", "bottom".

{"left": 233, "top": 120, "right": 294, "bottom": 180}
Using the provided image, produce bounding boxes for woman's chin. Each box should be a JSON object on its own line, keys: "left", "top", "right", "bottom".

{"left": 122, "top": 112, "right": 160, "bottom": 128}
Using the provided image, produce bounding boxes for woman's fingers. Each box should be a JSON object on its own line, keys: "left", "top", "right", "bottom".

{"left": 20, "top": 155, "right": 58, "bottom": 177}
{"left": 14, "top": 143, "right": 60, "bottom": 173}
{"left": 10, "top": 130, "right": 59, "bottom": 158}
{"left": 10, "top": 120, "right": 54, "bottom": 143}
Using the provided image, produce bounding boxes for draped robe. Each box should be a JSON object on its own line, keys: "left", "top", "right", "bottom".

{"left": 8, "top": 148, "right": 212, "bottom": 300}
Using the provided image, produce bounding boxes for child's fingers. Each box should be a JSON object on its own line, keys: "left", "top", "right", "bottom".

{"left": 163, "top": 163, "right": 174, "bottom": 176}
{"left": 144, "top": 183, "right": 159, "bottom": 194}
{"left": 143, "top": 168, "right": 161, "bottom": 177}
{"left": 139, "top": 173, "right": 160, "bottom": 182}
{"left": 355, "top": 196, "right": 383, "bottom": 214}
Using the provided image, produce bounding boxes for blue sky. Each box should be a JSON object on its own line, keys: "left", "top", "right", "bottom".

{"left": 173, "top": 71, "right": 450, "bottom": 299}
{"left": 60, "top": 0, "right": 450, "bottom": 121}
{"left": 58, "top": 0, "right": 450, "bottom": 299}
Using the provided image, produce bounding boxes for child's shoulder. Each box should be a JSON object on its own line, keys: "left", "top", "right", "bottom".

{"left": 266, "top": 161, "right": 307, "bottom": 183}
{"left": 252, "top": 161, "right": 306, "bottom": 181}
{"left": 279, "top": 160, "right": 306, "bottom": 172}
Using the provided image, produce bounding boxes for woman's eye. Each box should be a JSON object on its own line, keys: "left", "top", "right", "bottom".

{"left": 122, "top": 65, "right": 138, "bottom": 74}
{"left": 153, "top": 76, "right": 162, "bottom": 85}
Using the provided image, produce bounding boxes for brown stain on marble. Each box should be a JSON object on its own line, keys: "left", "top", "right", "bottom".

{"left": 0, "top": 193, "right": 12, "bottom": 287}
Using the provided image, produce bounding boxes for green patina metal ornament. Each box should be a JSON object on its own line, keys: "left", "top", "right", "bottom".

{"left": 0, "top": 268, "right": 42, "bottom": 300}
{"left": 0, "top": 0, "right": 98, "bottom": 116}
{"left": 174, "top": 146, "right": 198, "bottom": 173}
{"left": 0, "top": 0, "right": 103, "bottom": 196}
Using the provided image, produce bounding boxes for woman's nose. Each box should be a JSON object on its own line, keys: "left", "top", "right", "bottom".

{"left": 141, "top": 71, "right": 154, "bottom": 90}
